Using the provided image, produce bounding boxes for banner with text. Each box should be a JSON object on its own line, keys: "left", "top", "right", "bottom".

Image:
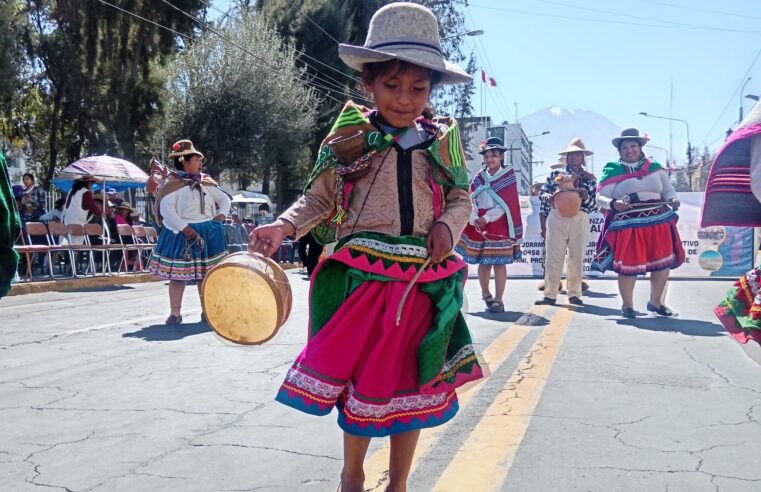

{"left": 509, "top": 192, "right": 755, "bottom": 278}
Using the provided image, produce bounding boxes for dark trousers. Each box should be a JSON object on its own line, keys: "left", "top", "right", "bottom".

{"left": 298, "top": 231, "right": 323, "bottom": 276}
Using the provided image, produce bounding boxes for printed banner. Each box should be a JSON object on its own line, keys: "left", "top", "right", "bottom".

{"left": 507, "top": 192, "right": 755, "bottom": 278}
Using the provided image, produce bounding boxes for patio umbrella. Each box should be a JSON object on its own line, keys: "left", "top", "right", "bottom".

{"left": 53, "top": 156, "right": 149, "bottom": 275}
{"left": 53, "top": 155, "right": 149, "bottom": 192}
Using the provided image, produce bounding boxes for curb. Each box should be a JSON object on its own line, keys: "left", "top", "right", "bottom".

{"left": 8, "top": 273, "right": 162, "bottom": 296}
{"left": 8, "top": 263, "right": 303, "bottom": 296}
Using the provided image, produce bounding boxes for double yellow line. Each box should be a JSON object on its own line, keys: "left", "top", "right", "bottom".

{"left": 364, "top": 304, "right": 575, "bottom": 491}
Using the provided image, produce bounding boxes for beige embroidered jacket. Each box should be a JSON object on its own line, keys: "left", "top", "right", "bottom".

{"left": 279, "top": 146, "right": 472, "bottom": 245}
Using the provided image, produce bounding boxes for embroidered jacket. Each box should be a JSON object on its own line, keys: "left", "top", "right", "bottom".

{"left": 279, "top": 101, "right": 472, "bottom": 244}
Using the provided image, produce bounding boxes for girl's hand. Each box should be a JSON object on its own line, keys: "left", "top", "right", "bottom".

{"left": 668, "top": 198, "right": 680, "bottom": 211}
{"left": 612, "top": 200, "right": 631, "bottom": 212}
{"left": 249, "top": 219, "right": 294, "bottom": 257}
{"left": 475, "top": 216, "right": 487, "bottom": 229}
{"left": 213, "top": 214, "right": 225, "bottom": 222}
{"left": 426, "top": 222, "right": 452, "bottom": 263}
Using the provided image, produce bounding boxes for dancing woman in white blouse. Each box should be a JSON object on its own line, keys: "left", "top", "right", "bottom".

{"left": 148, "top": 140, "right": 231, "bottom": 324}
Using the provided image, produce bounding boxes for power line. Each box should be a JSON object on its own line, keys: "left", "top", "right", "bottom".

{"left": 630, "top": 0, "right": 761, "bottom": 22}
{"left": 157, "top": 0, "right": 363, "bottom": 103}
{"left": 99, "top": 0, "right": 349, "bottom": 105}
{"left": 528, "top": 0, "right": 761, "bottom": 33}
{"left": 285, "top": 0, "right": 342, "bottom": 46}
{"left": 697, "top": 45, "right": 761, "bottom": 148}
{"left": 197, "top": 0, "right": 229, "bottom": 17}
{"left": 467, "top": 1, "right": 761, "bottom": 35}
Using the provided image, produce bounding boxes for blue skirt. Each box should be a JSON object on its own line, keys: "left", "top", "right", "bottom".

{"left": 148, "top": 220, "right": 227, "bottom": 281}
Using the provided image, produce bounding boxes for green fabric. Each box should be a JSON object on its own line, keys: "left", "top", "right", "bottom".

{"left": 309, "top": 233, "right": 478, "bottom": 388}
{"left": 0, "top": 150, "right": 21, "bottom": 298}
{"left": 720, "top": 286, "right": 761, "bottom": 331}
{"left": 426, "top": 137, "right": 469, "bottom": 191}
{"left": 599, "top": 159, "right": 664, "bottom": 187}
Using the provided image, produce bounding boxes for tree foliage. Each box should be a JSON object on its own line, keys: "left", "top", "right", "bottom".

{"left": 4, "top": 0, "right": 206, "bottom": 188}
{"left": 159, "top": 10, "right": 321, "bottom": 209}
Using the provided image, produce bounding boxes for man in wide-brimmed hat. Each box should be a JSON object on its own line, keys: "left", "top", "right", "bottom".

{"left": 536, "top": 137, "right": 597, "bottom": 306}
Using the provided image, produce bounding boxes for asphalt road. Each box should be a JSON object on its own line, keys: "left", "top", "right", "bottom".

{"left": 1, "top": 271, "right": 760, "bottom": 492}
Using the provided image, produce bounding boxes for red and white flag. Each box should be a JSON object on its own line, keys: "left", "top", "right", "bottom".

{"left": 481, "top": 69, "right": 497, "bottom": 87}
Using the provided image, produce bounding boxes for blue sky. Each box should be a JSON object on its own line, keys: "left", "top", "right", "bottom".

{"left": 211, "top": 0, "right": 761, "bottom": 165}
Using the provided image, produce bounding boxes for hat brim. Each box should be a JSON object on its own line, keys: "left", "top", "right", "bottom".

{"left": 612, "top": 136, "right": 647, "bottom": 148}
{"left": 168, "top": 150, "right": 204, "bottom": 159}
{"left": 339, "top": 44, "right": 471, "bottom": 85}
{"left": 558, "top": 148, "right": 593, "bottom": 156}
{"left": 479, "top": 145, "right": 508, "bottom": 155}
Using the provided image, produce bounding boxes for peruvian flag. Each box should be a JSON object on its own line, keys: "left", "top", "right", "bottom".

{"left": 481, "top": 69, "right": 496, "bottom": 86}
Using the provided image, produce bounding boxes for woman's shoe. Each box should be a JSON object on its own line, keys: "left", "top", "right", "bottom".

{"left": 534, "top": 297, "right": 556, "bottom": 306}
{"left": 647, "top": 302, "right": 676, "bottom": 317}
{"left": 568, "top": 296, "right": 583, "bottom": 306}
{"left": 490, "top": 299, "right": 505, "bottom": 313}
{"left": 621, "top": 307, "right": 636, "bottom": 319}
{"left": 165, "top": 314, "right": 183, "bottom": 324}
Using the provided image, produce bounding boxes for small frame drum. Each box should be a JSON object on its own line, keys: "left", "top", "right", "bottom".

{"left": 201, "top": 252, "right": 292, "bottom": 345}
{"left": 553, "top": 173, "right": 582, "bottom": 218}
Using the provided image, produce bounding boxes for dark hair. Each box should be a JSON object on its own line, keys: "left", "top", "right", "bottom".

{"left": 361, "top": 60, "right": 440, "bottom": 119}
{"left": 23, "top": 173, "right": 35, "bottom": 182}
{"left": 54, "top": 198, "right": 66, "bottom": 209}
{"left": 65, "top": 179, "right": 92, "bottom": 208}
{"left": 172, "top": 156, "right": 184, "bottom": 171}
{"left": 258, "top": 203, "right": 270, "bottom": 212}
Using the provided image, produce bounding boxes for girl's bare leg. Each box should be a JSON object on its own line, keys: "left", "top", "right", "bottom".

{"left": 494, "top": 264, "right": 507, "bottom": 301}
{"left": 341, "top": 432, "right": 371, "bottom": 492}
{"left": 618, "top": 275, "right": 636, "bottom": 309}
{"left": 478, "top": 264, "right": 492, "bottom": 298}
{"left": 386, "top": 429, "right": 421, "bottom": 492}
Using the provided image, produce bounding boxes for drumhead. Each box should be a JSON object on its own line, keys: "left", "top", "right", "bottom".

{"left": 202, "top": 261, "right": 283, "bottom": 345}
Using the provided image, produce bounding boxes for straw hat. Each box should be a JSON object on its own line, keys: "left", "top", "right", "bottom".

{"left": 550, "top": 156, "right": 567, "bottom": 169}
{"left": 91, "top": 193, "right": 114, "bottom": 208}
{"left": 558, "top": 137, "right": 593, "bottom": 156}
{"left": 478, "top": 137, "right": 508, "bottom": 155}
{"left": 168, "top": 139, "right": 204, "bottom": 159}
{"left": 612, "top": 127, "right": 649, "bottom": 148}
{"left": 115, "top": 201, "right": 136, "bottom": 214}
{"left": 338, "top": 3, "right": 471, "bottom": 85}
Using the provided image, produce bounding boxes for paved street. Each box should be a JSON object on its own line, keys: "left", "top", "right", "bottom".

{"left": 1, "top": 271, "right": 760, "bottom": 491}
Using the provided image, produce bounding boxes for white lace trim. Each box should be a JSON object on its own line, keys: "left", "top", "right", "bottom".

{"left": 440, "top": 344, "right": 476, "bottom": 374}
{"left": 345, "top": 238, "right": 429, "bottom": 259}
{"left": 343, "top": 381, "right": 449, "bottom": 419}
{"left": 284, "top": 366, "right": 345, "bottom": 400}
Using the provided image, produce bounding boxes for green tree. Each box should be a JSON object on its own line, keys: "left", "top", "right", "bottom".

{"left": 12, "top": 0, "right": 206, "bottom": 188}
{"left": 160, "top": 10, "right": 320, "bottom": 210}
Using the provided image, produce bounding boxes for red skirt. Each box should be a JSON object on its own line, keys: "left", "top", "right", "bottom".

{"left": 455, "top": 209, "right": 521, "bottom": 265}
{"left": 605, "top": 221, "right": 684, "bottom": 275}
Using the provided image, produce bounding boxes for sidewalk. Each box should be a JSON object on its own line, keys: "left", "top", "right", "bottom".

{"left": 7, "top": 262, "right": 303, "bottom": 296}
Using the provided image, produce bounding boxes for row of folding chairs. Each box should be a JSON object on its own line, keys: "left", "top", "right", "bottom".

{"left": 14, "top": 222, "right": 159, "bottom": 281}
{"left": 222, "top": 222, "right": 299, "bottom": 263}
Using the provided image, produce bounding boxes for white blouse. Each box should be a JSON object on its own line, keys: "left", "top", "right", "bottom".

{"left": 160, "top": 185, "right": 231, "bottom": 233}
{"left": 750, "top": 134, "right": 761, "bottom": 203}
{"left": 468, "top": 168, "right": 508, "bottom": 225}
{"left": 597, "top": 169, "right": 677, "bottom": 209}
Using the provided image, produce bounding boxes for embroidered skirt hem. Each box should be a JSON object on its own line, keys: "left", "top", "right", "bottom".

{"left": 148, "top": 220, "right": 227, "bottom": 281}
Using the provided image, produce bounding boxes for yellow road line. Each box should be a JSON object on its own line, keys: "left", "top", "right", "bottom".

{"left": 363, "top": 305, "right": 549, "bottom": 491}
{"left": 431, "top": 306, "right": 575, "bottom": 492}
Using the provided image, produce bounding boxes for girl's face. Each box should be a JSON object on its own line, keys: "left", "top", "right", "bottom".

{"left": 23, "top": 176, "right": 33, "bottom": 187}
{"left": 619, "top": 140, "right": 642, "bottom": 163}
{"left": 566, "top": 151, "right": 584, "bottom": 169}
{"left": 365, "top": 64, "right": 432, "bottom": 128}
{"left": 483, "top": 149, "right": 503, "bottom": 171}
{"left": 182, "top": 154, "right": 204, "bottom": 174}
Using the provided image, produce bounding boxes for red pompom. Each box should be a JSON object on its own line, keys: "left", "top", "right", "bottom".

{"left": 172, "top": 143, "right": 180, "bottom": 151}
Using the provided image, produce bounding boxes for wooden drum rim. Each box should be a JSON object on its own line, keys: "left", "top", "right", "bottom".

{"left": 201, "top": 253, "right": 286, "bottom": 345}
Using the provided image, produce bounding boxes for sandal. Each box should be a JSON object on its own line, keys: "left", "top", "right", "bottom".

{"left": 482, "top": 294, "right": 495, "bottom": 310}
{"left": 165, "top": 314, "right": 183, "bottom": 325}
{"left": 490, "top": 299, "right": 505, "bottom": 313}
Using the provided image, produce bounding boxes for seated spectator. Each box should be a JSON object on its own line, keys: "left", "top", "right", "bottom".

{"left": 21, "top": 173, "right": 46, "bottom": 220}
{"left": 39, "top": 198, "right": 66, "bottom": 223}
{"left": 114, "top": 202, "right": 136, "bottom": 226}
{"left": 62, "top": 177, "right": 102, "bottom": 244}
{"left": 255, "top": 203, "right": 274, "bottom": 226}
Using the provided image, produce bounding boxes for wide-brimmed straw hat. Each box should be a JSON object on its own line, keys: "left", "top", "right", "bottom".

{"left": 612, "top": 127, "right": 649, "bottom": 148}
{"left": 478, "top": 137, "right": 508, "bottom": 155}
{"left": 338, "top": 3, "right": 471, "bottom": 85}
{"left": 168, "top": 139, "right": 204, "bottom": 159}
{"left": 91, "top": 193, "right": 114, "bottom": 208}
{"left": 550, "top": 156, "right": 567, "bottom": 169}
{"left": 558, "top": 137, "right": 593, "bottom": 156}
{"left": 115, "top": 201, "right": 136, "bottom": 213}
